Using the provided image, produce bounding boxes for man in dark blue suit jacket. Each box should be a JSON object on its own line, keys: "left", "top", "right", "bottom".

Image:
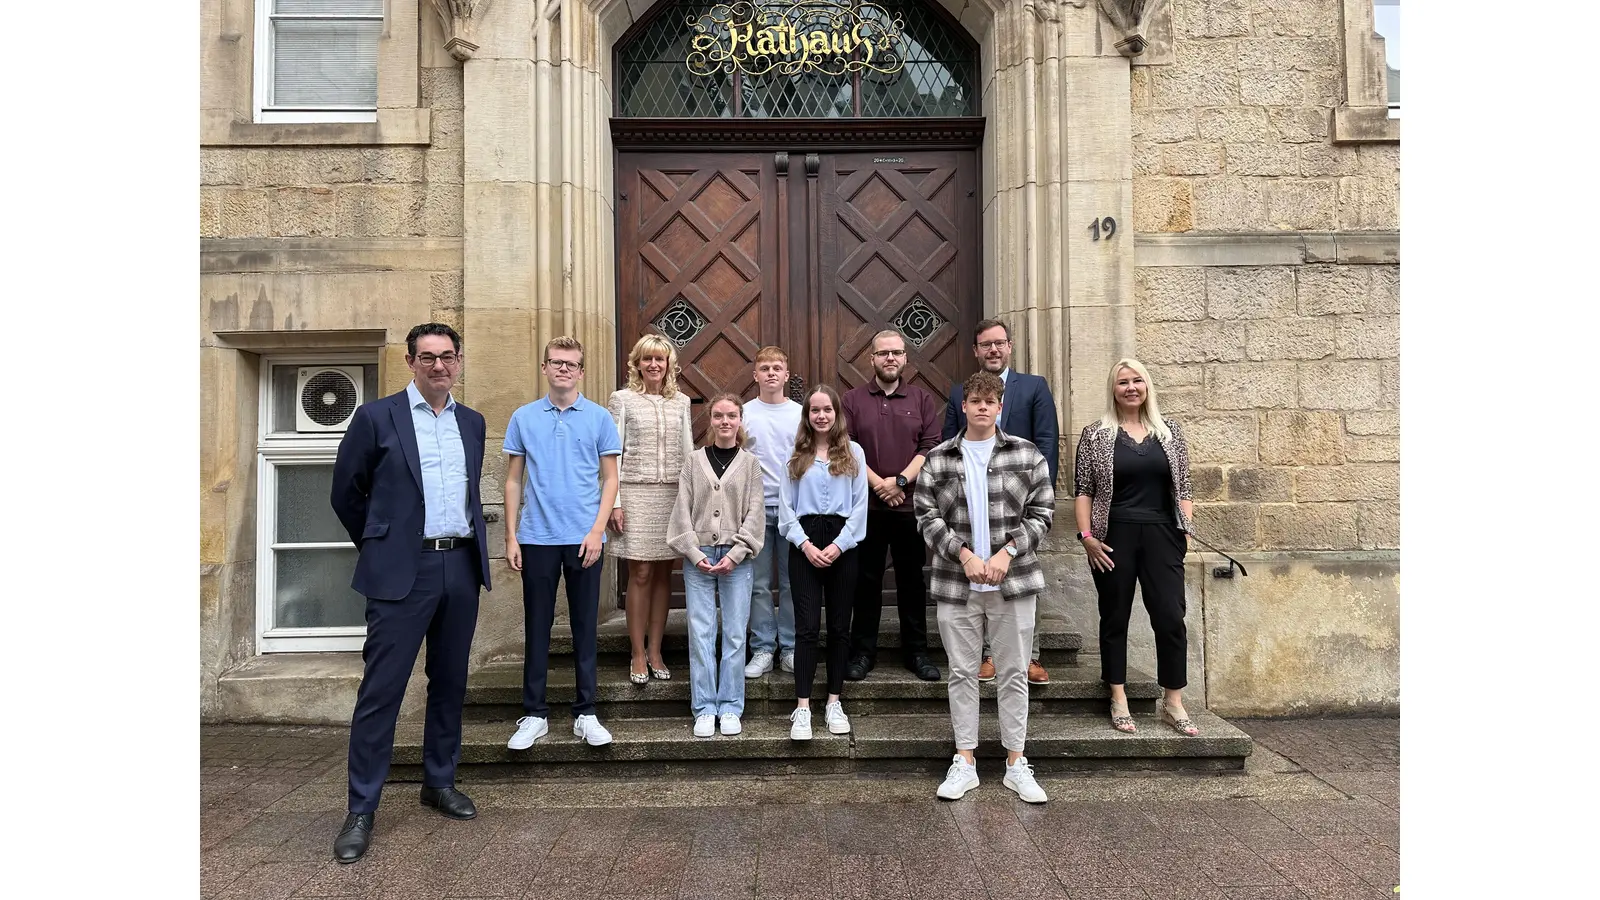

{"left": 328, "top": 323, "right": 492, "bottom": 864}
{"left": 942, "top": 318, "right": 1060, "bottom": 682}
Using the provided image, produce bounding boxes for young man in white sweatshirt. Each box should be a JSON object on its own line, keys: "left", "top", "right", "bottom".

{"left": 741, "top": 347, "right": 804, "bottom": 677}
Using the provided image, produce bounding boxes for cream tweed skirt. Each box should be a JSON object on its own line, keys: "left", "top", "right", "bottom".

{"left": 612, "top": 482, "right": 682, "bottom": 561}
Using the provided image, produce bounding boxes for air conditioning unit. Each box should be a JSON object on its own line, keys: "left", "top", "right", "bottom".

{"left": 295, "top": 366, "right": 364, "bottom": 433}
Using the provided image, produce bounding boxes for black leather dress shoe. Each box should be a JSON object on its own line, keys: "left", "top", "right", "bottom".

{"left": 333, "top": 813, "right": 375, "bottom": 863}
{"left": 420, "top": 786, "right": 478, "bottom": 820}
{"left": 907, "top": 656, "right": 941, "bottom": 681}
{"left": 845, "top": 655, "right": 872, "bottom": 681}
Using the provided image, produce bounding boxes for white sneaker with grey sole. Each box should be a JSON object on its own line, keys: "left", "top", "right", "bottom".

{"left": 1003, "top": 756, "right": 1048, "bottom": 803}
{"left": 936, "top": 754, "right": 980, "bottom": 800}
{"left": 720, "top": 713, "right": 742, "bottom": 735}
{"left": 573, "top": 714, "right": 613, "bottom": 746}
{"left": 693, "top": 714, "right": 716, "bottom": 738}
{"left": 507, "top": 716, "right": 548, "bottom": 750}
{"left": 744, "top": 651, "right": 774, "bottom": 678}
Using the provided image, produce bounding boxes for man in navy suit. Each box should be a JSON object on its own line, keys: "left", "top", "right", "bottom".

{"left": 328, "top": 323, "right": 492, "bottom": 863}
{"left": 942, "top": 318, "right": 1059, "bottom": 685}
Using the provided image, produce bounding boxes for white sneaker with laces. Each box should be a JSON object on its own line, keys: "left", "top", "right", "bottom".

{"left": 824, "top": 700, "right": 851, "bottom": 734}
{"left": 936, "top": 754, "right": 980, "bottom": 800}
{"left": 507, "top": 716, "right": 548, "bottom": 750}
{"left": 720, "top": 713, "right": 742, "bottom": 735}
{"left": 573, "top": 714, "right": 613, "bottom": 746}
{"left": 779, "top": 650, "right": 795, "bottom": 673}
{"left": 789, "top": 707, "right": 813, "bottom": 741}
{"left": 693, "top": 714, "right": 716, "bottom": 738}
{"left": 744, "top": 651, "right": 775, "bottom": 678}
{"left": 1003, "top": 756, "right": 1048, "bottom": 803}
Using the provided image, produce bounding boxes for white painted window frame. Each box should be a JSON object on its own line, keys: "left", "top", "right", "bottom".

{"left": 252, "top": 0, "right": 382, "bottom": 125}
{"left": 255, "top": 352, "right": 374, "bottom": 652}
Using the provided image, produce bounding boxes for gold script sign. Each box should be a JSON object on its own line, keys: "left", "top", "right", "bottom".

{"left": 687, "top": 1, "right": 907, "bottom": 78}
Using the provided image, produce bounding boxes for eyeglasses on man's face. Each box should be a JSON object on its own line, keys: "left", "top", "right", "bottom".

{"left": 413, "top": 353, "right": 461, "bottom": 367}
{"left": 544, "top": 359, "right": 583, "bottom": 372}
{"left": 871, "top": 349, "right": 907, "bottom": 359}
{"left": 976, "top": 340, "right": 1010, "bottom": 351}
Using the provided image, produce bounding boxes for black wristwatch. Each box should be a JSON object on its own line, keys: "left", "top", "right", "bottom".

{"left": 895, "top": 475, "right": 908, "bottom": 489}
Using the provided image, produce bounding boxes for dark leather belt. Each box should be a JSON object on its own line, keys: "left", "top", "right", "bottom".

{"left": 421, "top": 536, "right": 474, "bottom": 551}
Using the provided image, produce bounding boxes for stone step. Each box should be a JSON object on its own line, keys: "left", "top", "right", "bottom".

{"left": 520, "top": 607, "right": 1083, "bottom": 661}
{"left": 390, "top": 710, "right": 1250, "bottom": 779}
{"left": 460, "top": 655, "right": 1161, "bottom": 719}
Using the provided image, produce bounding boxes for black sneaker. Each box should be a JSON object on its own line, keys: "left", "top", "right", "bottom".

{"left": 846, "top": 654, "right": 873, "bottom": 681}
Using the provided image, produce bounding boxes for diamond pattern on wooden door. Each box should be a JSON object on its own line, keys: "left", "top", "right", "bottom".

{"left": 618, "top": 153, "right": 780, "bottom": 440}
{"left": 816, "top": 151, "right": 980, "bottom": 400}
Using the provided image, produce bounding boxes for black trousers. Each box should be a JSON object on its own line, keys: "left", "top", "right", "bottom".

{"left": 347, "top": 545, "right": 480, "bottom": 813}
{"left": 790, "top": 545, "right": 859, "bottom": 700}
{"left": 849, "top": 509, "right": 931, "bottom": 664}
{"left": 519, "top": 543, "right": 604, "bottom": 718}
{"left": 1091, "top": 520, "right": 1189, "bottom": 690}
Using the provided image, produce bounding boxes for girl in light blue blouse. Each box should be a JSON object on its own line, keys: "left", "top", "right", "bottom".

{"left": 777, "top": 384, "right": 869, "bottom": 741}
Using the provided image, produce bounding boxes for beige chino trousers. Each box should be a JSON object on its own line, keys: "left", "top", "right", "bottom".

{"left": 937, "top": 588, "right": 1037, "bottom": 753}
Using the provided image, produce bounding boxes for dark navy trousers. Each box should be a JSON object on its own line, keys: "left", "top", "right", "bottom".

{"left": 519, "top": 543, "right": 604, "bottom": 719}
{"left": 347, "top": 545, "right": 480, "bottom": 814}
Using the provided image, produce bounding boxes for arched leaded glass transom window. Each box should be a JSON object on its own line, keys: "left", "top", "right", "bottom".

{"left": 616, "top": 0, "right": 978, "bottom": 118}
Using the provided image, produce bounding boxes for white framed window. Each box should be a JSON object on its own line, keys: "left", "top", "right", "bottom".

{"left": 1374, "top": 0, "right": 1400, "bottom": 117}
{"left": 256, "top": 354, "right": 380, "bottom": 651}
{"left": 253, "top": 0, "right": 383, "bottom": 124}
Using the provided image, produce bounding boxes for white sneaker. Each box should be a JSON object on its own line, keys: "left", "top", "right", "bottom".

{"left": 744, "top": 651, "right": 775, "bottom": 678}
{"left": 693, "top": 714, "right": 716, "bottom": 738}
{"left": 507, "top": 715, "right": 547, "bottom": 749}
{"left": 573, "top": 714, "right": 613, "bottom": 747}
{"left": 824, "top": 700, "right": 851, "bottom": 734}
{"left": 789, "top": 707, "right": 813, "bottom": 741}
{"left": 779, "top": 650, "right": 795, "bottom": 673}
{"left": 936, "top": 754, "right": 980, "bottom": 800}
{"left": 719, "top": 713, "right": 742, "bottom": 735}
{"left": 1003, "top": 756, "right": 1048, "bottom": 804}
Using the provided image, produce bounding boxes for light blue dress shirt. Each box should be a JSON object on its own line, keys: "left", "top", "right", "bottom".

{"left": 778, "top": 441, "right": 870, "bottom": 552}
{"left": 407, "top": 381, "right": 473, "bottom": 539}
{"left": 502, "top": 393, "right": 624, "bottom": 546}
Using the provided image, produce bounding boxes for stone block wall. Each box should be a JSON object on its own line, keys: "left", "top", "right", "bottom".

{"left": 1135, "top": 261, "right": 1399, "bottom": 553}
{"left": 1133, "top": 0, "right": 1399, "bottom": 233}
{"left": 199, "top": 72, "right": 465, "bottom": 333}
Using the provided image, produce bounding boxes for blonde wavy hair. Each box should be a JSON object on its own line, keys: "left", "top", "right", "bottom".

{"left": 624, "top": 333, "right": 681, "bottom": 398}
{"left": 702, "top": 393, "right": 751, "bottom": 449}
{"left": 1096, "top": 357, "right": 1171, "bottom": 443}
{"left": 788, "top": 385, "right": 858, "bottom": 480}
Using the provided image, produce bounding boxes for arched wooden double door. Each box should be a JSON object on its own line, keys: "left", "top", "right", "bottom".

{"left": 616, "top": 148, "right": 983, "bottom": 440}
{"left": 609, "top": 0, "right": 984, "bottom": 608}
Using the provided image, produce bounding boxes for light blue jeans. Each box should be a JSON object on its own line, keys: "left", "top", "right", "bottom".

{"left": 682, "top": 546, "right": 754, "bottom": 717}
{"left": 747, "top": 510, "right": 795, "bottom": 656}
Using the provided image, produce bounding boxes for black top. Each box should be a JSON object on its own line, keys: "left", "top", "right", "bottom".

{"left": 1108, "top": 429, "right": 1175, "bottom": 525}
{"left": 706, "top": 444, "right": 740, "bottom": 479}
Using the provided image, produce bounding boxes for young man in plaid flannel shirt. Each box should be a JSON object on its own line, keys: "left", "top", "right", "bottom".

{"left": 914, "top": 370, "right": 1055, "bottom": 803}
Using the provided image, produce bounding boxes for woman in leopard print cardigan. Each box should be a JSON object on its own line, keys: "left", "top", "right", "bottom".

{"left": 1073, "top": 358, "right": 1199, "bottom": 738}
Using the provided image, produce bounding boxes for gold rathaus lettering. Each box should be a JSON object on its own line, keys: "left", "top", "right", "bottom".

{"left": 686, "top": 1, "right": 906, "bottom": 79}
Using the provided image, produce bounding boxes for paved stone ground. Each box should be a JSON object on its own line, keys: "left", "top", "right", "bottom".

{"left": 201, "top": 718, "right": 1399, "bottom": 900}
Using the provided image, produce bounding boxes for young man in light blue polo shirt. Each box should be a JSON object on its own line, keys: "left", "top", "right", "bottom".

{"left": 502, "top": 336, "right": 623, "bottom": 749}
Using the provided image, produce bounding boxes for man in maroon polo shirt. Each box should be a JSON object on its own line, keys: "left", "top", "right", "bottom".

{"left": 841, "top": 329, "right": 945, "bottom": 682}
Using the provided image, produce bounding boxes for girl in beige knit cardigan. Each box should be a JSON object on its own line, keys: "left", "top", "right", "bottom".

{"left": 666, "top": 395, "right": 767, "bottom": 737}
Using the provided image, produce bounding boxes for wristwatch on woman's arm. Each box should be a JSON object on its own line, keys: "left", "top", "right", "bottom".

{"left": 1077, "top": 530, "right": 1093, "bottom": 542}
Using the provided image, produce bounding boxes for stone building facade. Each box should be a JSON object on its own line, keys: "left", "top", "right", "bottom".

{"left": 200, "top": 0, "right": 1399, "bottom": 723}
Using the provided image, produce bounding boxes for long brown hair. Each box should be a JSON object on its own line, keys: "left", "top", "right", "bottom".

{"left": 702, "top": 393, "right": 750, "bottom": 449}
{"left": 788, "top": 385, "right": 858, "bottom": 480}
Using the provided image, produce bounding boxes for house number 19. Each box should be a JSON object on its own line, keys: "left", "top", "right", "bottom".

{"left": 1089, "top": 216, "right": 1117, "bottom": 240}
